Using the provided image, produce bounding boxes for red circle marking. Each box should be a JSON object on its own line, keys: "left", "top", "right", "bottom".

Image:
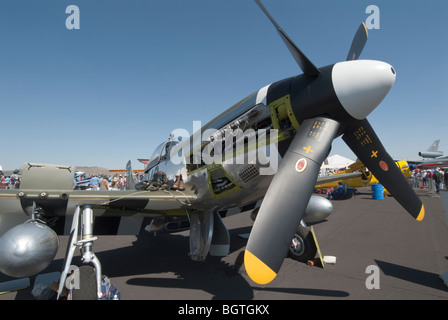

{"left": 296, "top": 159, "right": 307, "bottom": 173}
{"left": 379, "top": 160, "right": 389, "bottom": 171}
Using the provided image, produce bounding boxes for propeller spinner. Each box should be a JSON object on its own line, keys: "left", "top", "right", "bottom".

{"left": 245, "top": 0, "right": 424, "bottom": 285}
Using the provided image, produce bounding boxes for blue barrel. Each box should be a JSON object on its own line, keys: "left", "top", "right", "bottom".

{"left": 372, "top": 184, "right": 384, "bottom": 200}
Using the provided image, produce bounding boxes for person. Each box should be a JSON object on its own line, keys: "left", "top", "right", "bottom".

{"left": 90, "top": 175, "right": 101, "bottom": 190}
{"left": 433, "top": 168, "right": 443, "bottom": 193}
{"left": 427, "top": 169, "right": 433, "bottom": 182}
{"left": 421, "top": 170, "right": 428, "bottom": 187}
{"left": 100, "top": 175, "right": 109, "bottom": 190}
{"left": 118, "top": 175, "right": 125, "bottom": 190}
{"left": 414, "top": 169, "right": 422, "bottom": 188}
{"left": 444, "top": 169, "right": 448, "bottom": 190}
{"left": 9, "top": 174, "right": 17, "bottom": 189}
{"left": 327, "top": 182, "right": 345, "bottom": 200}
{"left": 110, "top": 177, "right": 118, "bottom": 190}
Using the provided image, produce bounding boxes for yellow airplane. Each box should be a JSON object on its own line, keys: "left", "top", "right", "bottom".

{"left": 316, "top": 160, "right": 413, "bottom": 195}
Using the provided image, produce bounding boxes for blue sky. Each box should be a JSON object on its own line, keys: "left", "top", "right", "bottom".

{"left": 1, "top": 0, "right": 447, "bottom": 170}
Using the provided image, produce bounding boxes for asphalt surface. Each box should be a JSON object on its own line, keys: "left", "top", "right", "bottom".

{"left": 1, "top": 187, "right": 448, "bottom": 301}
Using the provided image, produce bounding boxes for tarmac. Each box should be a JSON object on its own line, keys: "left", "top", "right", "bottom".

{"left": 1, "top": 187, "right": 448, "bottom": 301}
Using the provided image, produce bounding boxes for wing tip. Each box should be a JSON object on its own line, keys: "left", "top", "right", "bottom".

{"left": 244, "top": 249, "right": 277, "bottom": 285}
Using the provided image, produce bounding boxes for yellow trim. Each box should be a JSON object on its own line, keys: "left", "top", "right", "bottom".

{"left": 186, "top": 133, "right": 287, "bottom": 176}
{"left": 207, "top": 165, "right": 241, "bottom": 199}
{"left": 310, "top": 226, "right": 325, "bottom": 268}
{"left": 361, "top": 22, "right": 368, "bottom": 38}
{"left": 416, "top": 205, "right": 425, "bottom": 221}
{"left": 270, "top": 95, "right": 300, "bottom": 131}
{"left": 0, "top": 193, "right": 18, "bottom": 199}
{"left": 244, "top": 249, "right": 277, "bottom": 285}
{"left": 270, "top": 104, "right": 280, "bottom": 130}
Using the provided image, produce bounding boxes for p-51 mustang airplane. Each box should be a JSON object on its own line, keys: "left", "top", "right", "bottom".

{"left": 0, "top": 0, "right": 424, "bottom": 299}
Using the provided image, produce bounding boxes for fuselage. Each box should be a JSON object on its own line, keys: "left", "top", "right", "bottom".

{"left": 141, "top": 60, "right": 396, "bottom": 213}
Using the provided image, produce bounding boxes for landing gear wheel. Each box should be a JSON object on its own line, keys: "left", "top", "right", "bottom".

{"left": 288, "top": 225, "right": 317, "bottom": 263}
{"left": 70, "top": 265, "right": 98, "bottom": 300}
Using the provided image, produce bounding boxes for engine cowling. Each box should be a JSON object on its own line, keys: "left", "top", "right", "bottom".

{"left": 419, "top": 151, "right": 443, "bottom": 158}
{"left": 0, "top": 221, "right": 59, "bottom": 277}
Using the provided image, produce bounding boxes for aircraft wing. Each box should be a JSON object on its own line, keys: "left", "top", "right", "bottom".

{"left": 68, "top": 189, "right": 196, "bottom": 212}
{"left": 1, "top": 162, "right": 196, "bottom": 215}
{"left": 0, "top": 188, "right": 196, "bottom": 216}
{"left": 315, "top": 172, "right": 362, "bottom": 185}
{"left": 417, "top": 161, "right": 448, "bottom": 170}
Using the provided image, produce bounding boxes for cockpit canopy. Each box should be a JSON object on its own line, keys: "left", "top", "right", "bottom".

{"left": 145, "top": 136, "right": 184, "bottom": 173}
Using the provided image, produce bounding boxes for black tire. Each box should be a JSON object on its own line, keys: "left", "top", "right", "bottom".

{"left": 288, "top": 225, "right": 317, "bottom": 263}
{"left": 70, "top": 265, "right": 98, "bottom": 300}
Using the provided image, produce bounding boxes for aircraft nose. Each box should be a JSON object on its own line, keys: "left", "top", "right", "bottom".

{"left": 332, "top": 60, "right": 396, "bottom": 120}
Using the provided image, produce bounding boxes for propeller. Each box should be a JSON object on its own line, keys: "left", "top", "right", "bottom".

{"left": 245, "top": 117, "right": 340, "bottom": 284}
{"left": 346, "top": 23, "right": 368, "bottom": 61}
{"left": 244, "top": 0, "right": 425, "bottom": 285}
{"left": 254, "top": 0, "right": 319, "bottom": 76}
{"left": 342, "top": 119, "right": 425, "bottom": 221}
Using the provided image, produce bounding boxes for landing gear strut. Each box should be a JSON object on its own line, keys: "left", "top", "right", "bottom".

{"left": 288, "top": 224, "right": 317, "bottom": 263}
{"left": 251, "top": 208, "right": 317, "bottom": 263}
{"left": 57, "top": 205, "right": 102, "bottom": 300}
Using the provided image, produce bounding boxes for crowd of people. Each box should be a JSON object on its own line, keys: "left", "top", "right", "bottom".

{"left": 1, "top": 171, "right": 145, "bottom": 191}
{"left": 0, "top": 173, "right": 20, "bottom": 189}
{"left": 74, "top": 172, "right": 145, "bottom": 190}
{"left": 3, "top": 166, "right": 448, "bottom": 194}
{"left": 410, "top": 167, "right": 448, "bottom": 193}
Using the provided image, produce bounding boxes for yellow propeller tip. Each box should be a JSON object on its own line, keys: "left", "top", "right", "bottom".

{"left": 416, "top": 204, "right": 425, "bottom": 221}
{"left": 244, "top": 250, "right": 277, "bottom": 285}
{"left": 361, "top": 22, "right": 368, "bottom": 37}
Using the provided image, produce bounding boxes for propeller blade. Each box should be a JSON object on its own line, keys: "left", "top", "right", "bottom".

{"left": 342, "top": 119, "right": 425, "bottom": 221}
{"left": 254, "top": 0, "right": 320, "bottom": 76}
{"left": 245, "top": 117, "right": 340, "bottom": 284}
{"left": 346, "top": 22, "right": 368, "bottom": 61}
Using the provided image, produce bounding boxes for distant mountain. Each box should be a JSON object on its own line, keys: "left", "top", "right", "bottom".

{"left": 74, "top": 166, "right": 111, "bottom": 176}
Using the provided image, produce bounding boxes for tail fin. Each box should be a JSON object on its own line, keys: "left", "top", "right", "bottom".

{"left": 126, "top": 160, "right": 136, "bottom": 190}
{"left": 427, "top": 140, "right": 440, "bottom": 152}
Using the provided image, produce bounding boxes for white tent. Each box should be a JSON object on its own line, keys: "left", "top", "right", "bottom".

{"left": 321, "top": 154, "right": 355, "bottom": 170}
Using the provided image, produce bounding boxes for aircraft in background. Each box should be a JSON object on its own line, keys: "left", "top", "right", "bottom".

{"left": 416, "top": 160, "right": 448, "bottom": 170}
{"left": 0, "top": 0, "right": 425, "bottom": 299}
{"left": 418, "top": 140, "right": 443, "bottom": 159}
{"left": 411, "top": 140, "right": 448, "bottom": 169}
{"left": 73, "top": 172, "right": 97, "bottom": 190}
{"left": 316, "top": 160, "right": 413, "bottom": 192}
